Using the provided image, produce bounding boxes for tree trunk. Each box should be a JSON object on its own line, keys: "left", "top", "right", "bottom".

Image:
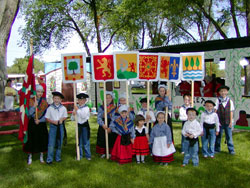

{"left": 0, "top": 0, "right": 20, "bottom": 108}
{"left": 246, "top": 0, "right": 250, "bottom": 36}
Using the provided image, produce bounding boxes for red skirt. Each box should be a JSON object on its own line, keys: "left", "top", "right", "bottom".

{"left": 132, "top": 136, "right": 149, "bottom": 156}
{"left": 153, "top": 154, "right": 174, "bottom": 163}
{"left": 111, "top": 135, "right": 132, "bottom": 164}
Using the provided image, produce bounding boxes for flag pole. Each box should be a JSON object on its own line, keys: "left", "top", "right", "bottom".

{"left": 30, "top": 39, "right": 38, "bottom": 120}
{"left": 191, "top": 81, "right": 194, "bottom": 107}
{"left": 103, "top": 82, "right": 109, "bottom": 159}
{"left": 73, "top": 83, "right": 80, "bottom": 160}
{"left": 146, "top": 81, "right": 150, "bottom": 129}
{"left": 165, "top": 82, "right": 171, "bottom": 123}
{"left": 126, "top": 81, "right": 129, "bottom": 106}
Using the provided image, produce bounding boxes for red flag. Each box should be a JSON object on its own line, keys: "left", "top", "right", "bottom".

{"left": 18, "top": 55, "right": 36, "bottom": 143}
{"left": 139, "top": 54, "right": 158, "bottom": 80}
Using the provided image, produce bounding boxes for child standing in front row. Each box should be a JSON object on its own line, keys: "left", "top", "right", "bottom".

{"left": 201, "top": 100, "right": 220, "bottom": 158}
{"left": 132, "top": 115, "right": 150, "bottom": 164}
{"left": 182, "top": 108, "right": 202, "bottom": 167}
{"left": 72, "top": 93, "right": 91, "bottom": 160}
{"left": 150, "top": 111, "right": 175, "bottom": 166}
{"left": 215, "top": 86, "right": 235, "bottom": 155}
{"left": 45, "top": 92, "right": 68, "bottom": 164}
{"left": 110, "top": 105, "right": 135, "bottom": 164}
{"left": 179, "top": 94, "right": 191, "bottom": 154}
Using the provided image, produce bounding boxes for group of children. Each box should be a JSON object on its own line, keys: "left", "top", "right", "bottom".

{"left": 23, "top": 84, "right": 235, "bottom": 167}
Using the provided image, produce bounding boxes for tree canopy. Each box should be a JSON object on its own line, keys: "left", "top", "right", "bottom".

{"left": 7, "top": 57, "right": 44, "bottom": 74}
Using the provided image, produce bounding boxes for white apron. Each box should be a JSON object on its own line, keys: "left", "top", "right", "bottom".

{"left": 152, "top": 136, "right": 176, "bottom": 156}
{"left": 4, "top": 96, "right": 14, "bottom": 110}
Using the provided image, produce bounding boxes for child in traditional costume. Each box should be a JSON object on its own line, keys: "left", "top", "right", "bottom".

{"left": 72, "top": 93, "right": 91, "bottom": 160}
{"left": 115, "top": 93, "right": 135, "bottom": 121}
{"left": 45, "top": 91, "right": 68, "bottom": 164}
{"left": 110, "top": 105, "right": 135, "bottom": 164}
{"left": 182, "top": 108, "right": 202, "bottom": 167}
{"left": 179, "top": 94, "right": 191, "bottom": 154}
{"left": 201, "top": 100, "right": 220, "bottom": 158}
{"left": 132, "top": 115, "right": 150, "bottom": 164}
{"left": 96, "top": 91, "right": 117, "bottom": 158}
{"left": 150, "top": 111, "right": 175, "bottom": 166}
{"left": 215, "top": 86, "right": 235, "bottom": 155}
{"left": 137, "top": 97, "right": 156, "bottom": 133}
{"left": 24, "top": 85, "right": 48, "bottom": 165}
{"left": 155, "top": 84, "right": 173, "bottom": 141}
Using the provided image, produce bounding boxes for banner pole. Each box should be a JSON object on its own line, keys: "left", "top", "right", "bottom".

{"left": 29, "top": 39, "right": 38, "bottom": 120}
{"left": 191, "top": 81, "right": 194, "bottom": 107}
{"left": 74, "top": 83, "right": 80, "bottom": 160}
{"left": 165, "top": 82, "right": 171, "bottom": 123}
{"left": 103, "top": 82, "right": 109, "bottom": 159}
{"left": 147, "top": 81, "right": 150, "bottom": 128}
{"left": 126, "top": 81, "right": 129, "bottom": 106}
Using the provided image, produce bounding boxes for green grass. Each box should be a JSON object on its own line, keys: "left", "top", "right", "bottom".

{"left": 0, "top": 117, "right": 250, "bottom": 188}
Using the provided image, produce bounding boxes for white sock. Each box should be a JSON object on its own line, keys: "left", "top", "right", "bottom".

{"left": 27, "top": 154, "right": 32, "bottom": 164}
{"left": 141, "top": 155, "right": 145, "bottom": 161}
{"left": 40, "top": 153, "right": 44, "bottom": 162}
{"left": 136, "top": 155, "right": 140, "bottom": 162}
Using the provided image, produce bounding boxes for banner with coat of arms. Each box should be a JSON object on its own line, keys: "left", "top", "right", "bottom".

{"left": 181, "top": 52, "right": 205, "bottom": 81}
{"left": 91, "top": 54, "right": 115, "bottom": 82}
{"left": 158, "top": 53, "right": 181, "bottom": 82}
{"left": 114, "top": 51, "right": 139, "bottom": 81}
{"left": 62, "top": 53, "right": 87, "bottom": 83}
{"left": 138, "top": 54, "right": 159, "bottom": 81}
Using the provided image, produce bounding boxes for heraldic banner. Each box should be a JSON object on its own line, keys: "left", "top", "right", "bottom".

{"left": 139, "top": 54, "right": 159, "bottom": 81}
{"left": 91, "top": 54, "right": 115, "bottom": 82}
{"left": 114, "top": 51, "right": 139, "bottom": 81}
{"left": 62, "top": 53, "right": 87, "bottom": 83}
{"left": 158, "top": 53, "right": 181, "bottom": 82}
{"left": 181, "top": 52, "right": 205, "bottom": 81}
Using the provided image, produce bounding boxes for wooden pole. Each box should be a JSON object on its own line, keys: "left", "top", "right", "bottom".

{"left": 191, "top": 81, "right": 194, "bottom": 107}
{"left": 126, "top": 81, "right": 129, "bottom": 106}
{"left": 103, "top": 82, "right": 109, "bottom": 159}
{"left": 165, "top": 82, "right": 171, "bottom": 123}
{"left": 74, "top": 83, "right": 80, "bottom": 160}
{"left": 146, "top": 81, "right": 150, "bottom": 128}
{"left": 30, "top": 38, "right": 38, "bottom": 120}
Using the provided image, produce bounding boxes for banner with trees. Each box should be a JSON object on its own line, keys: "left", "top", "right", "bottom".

{"left": 62, "top": 53, "right": 87, "bottom": 83}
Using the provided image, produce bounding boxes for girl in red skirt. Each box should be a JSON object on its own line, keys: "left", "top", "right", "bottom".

{"left": 150, "top": 111, "right": 176, "bottom": 166}
{"left": 110, "top": 105, "right": 135, "bottom": 164}
{"left": 132, "top": 115, "right": 150, "bottom": 164}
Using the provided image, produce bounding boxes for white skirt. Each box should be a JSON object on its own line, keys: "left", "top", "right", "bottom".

{"left": 152, "top": 136, "right": 176, "bottom": 156}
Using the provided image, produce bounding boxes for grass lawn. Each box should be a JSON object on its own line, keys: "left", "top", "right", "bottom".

{"left": 0, "top": 116, "right": 250, "bottom": 188}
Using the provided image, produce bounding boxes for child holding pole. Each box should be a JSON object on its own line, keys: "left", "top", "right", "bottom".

{"left": 45, "top": 91, "right": 68, "bottom": 164}
{"left": 96, "top": 91, "right": 117, "bottom": 158}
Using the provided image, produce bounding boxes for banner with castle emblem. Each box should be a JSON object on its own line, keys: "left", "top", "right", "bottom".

{"left": 62, "top": 53, "right": 87, "bottom": 83}
{"left": 181, "top": 52, "right": 205, "bottom": 81}
{"left": 139, "top": 54, "right": 159, "bottom": 81}
{"left": 91, "top": 53, "right": 115, "bottom": 82}
{"left": 158, "top": 53, "right": 181, "bottom": 82}
{"left": 114, "top": 51, "right": 139, "bottom": 81}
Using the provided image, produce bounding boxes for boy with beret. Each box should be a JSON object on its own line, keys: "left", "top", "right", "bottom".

{"left": 215, "top": 86, "right": 235, "bottom": 155}
{"left": 45, "top": 91, "right": 68, "bottom": 164}
{"left": 201, "top": 100, "right": 220, "bottom": 158}
{"left": 72, "top": 93, "right": 91, "bottom": 160}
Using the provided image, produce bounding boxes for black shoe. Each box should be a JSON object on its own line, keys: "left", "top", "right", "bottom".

{"left": 46, "top": 161, "right": 53, "bottom": 165}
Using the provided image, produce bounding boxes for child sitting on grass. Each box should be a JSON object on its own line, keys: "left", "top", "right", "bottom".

{"left": 182, "top": 108, "right": 202, "bottom": 167}
{"left": 132, "top": 115, "right": 150, "bottom": 164}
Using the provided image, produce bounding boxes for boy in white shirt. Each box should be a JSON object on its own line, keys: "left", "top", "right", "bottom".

{"left": 45, "top": 92, "right": 68, "bottom": 164}
{"left": 182, "top": 108, "right": 202, "bottom": 167}
{"left": 72, "top": 93, "right": 91, "bottom": 160}
{"left": 201, "top": 100, "right": 220, "bottom": 158}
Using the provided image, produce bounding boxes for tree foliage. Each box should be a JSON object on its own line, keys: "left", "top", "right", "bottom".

{"left": 7, "top": 57, "right": 44, "bottom": 74}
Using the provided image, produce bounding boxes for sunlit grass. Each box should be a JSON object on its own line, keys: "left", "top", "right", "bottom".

{"left": 0, "top": 116, "right": 250, "bottom": 188}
